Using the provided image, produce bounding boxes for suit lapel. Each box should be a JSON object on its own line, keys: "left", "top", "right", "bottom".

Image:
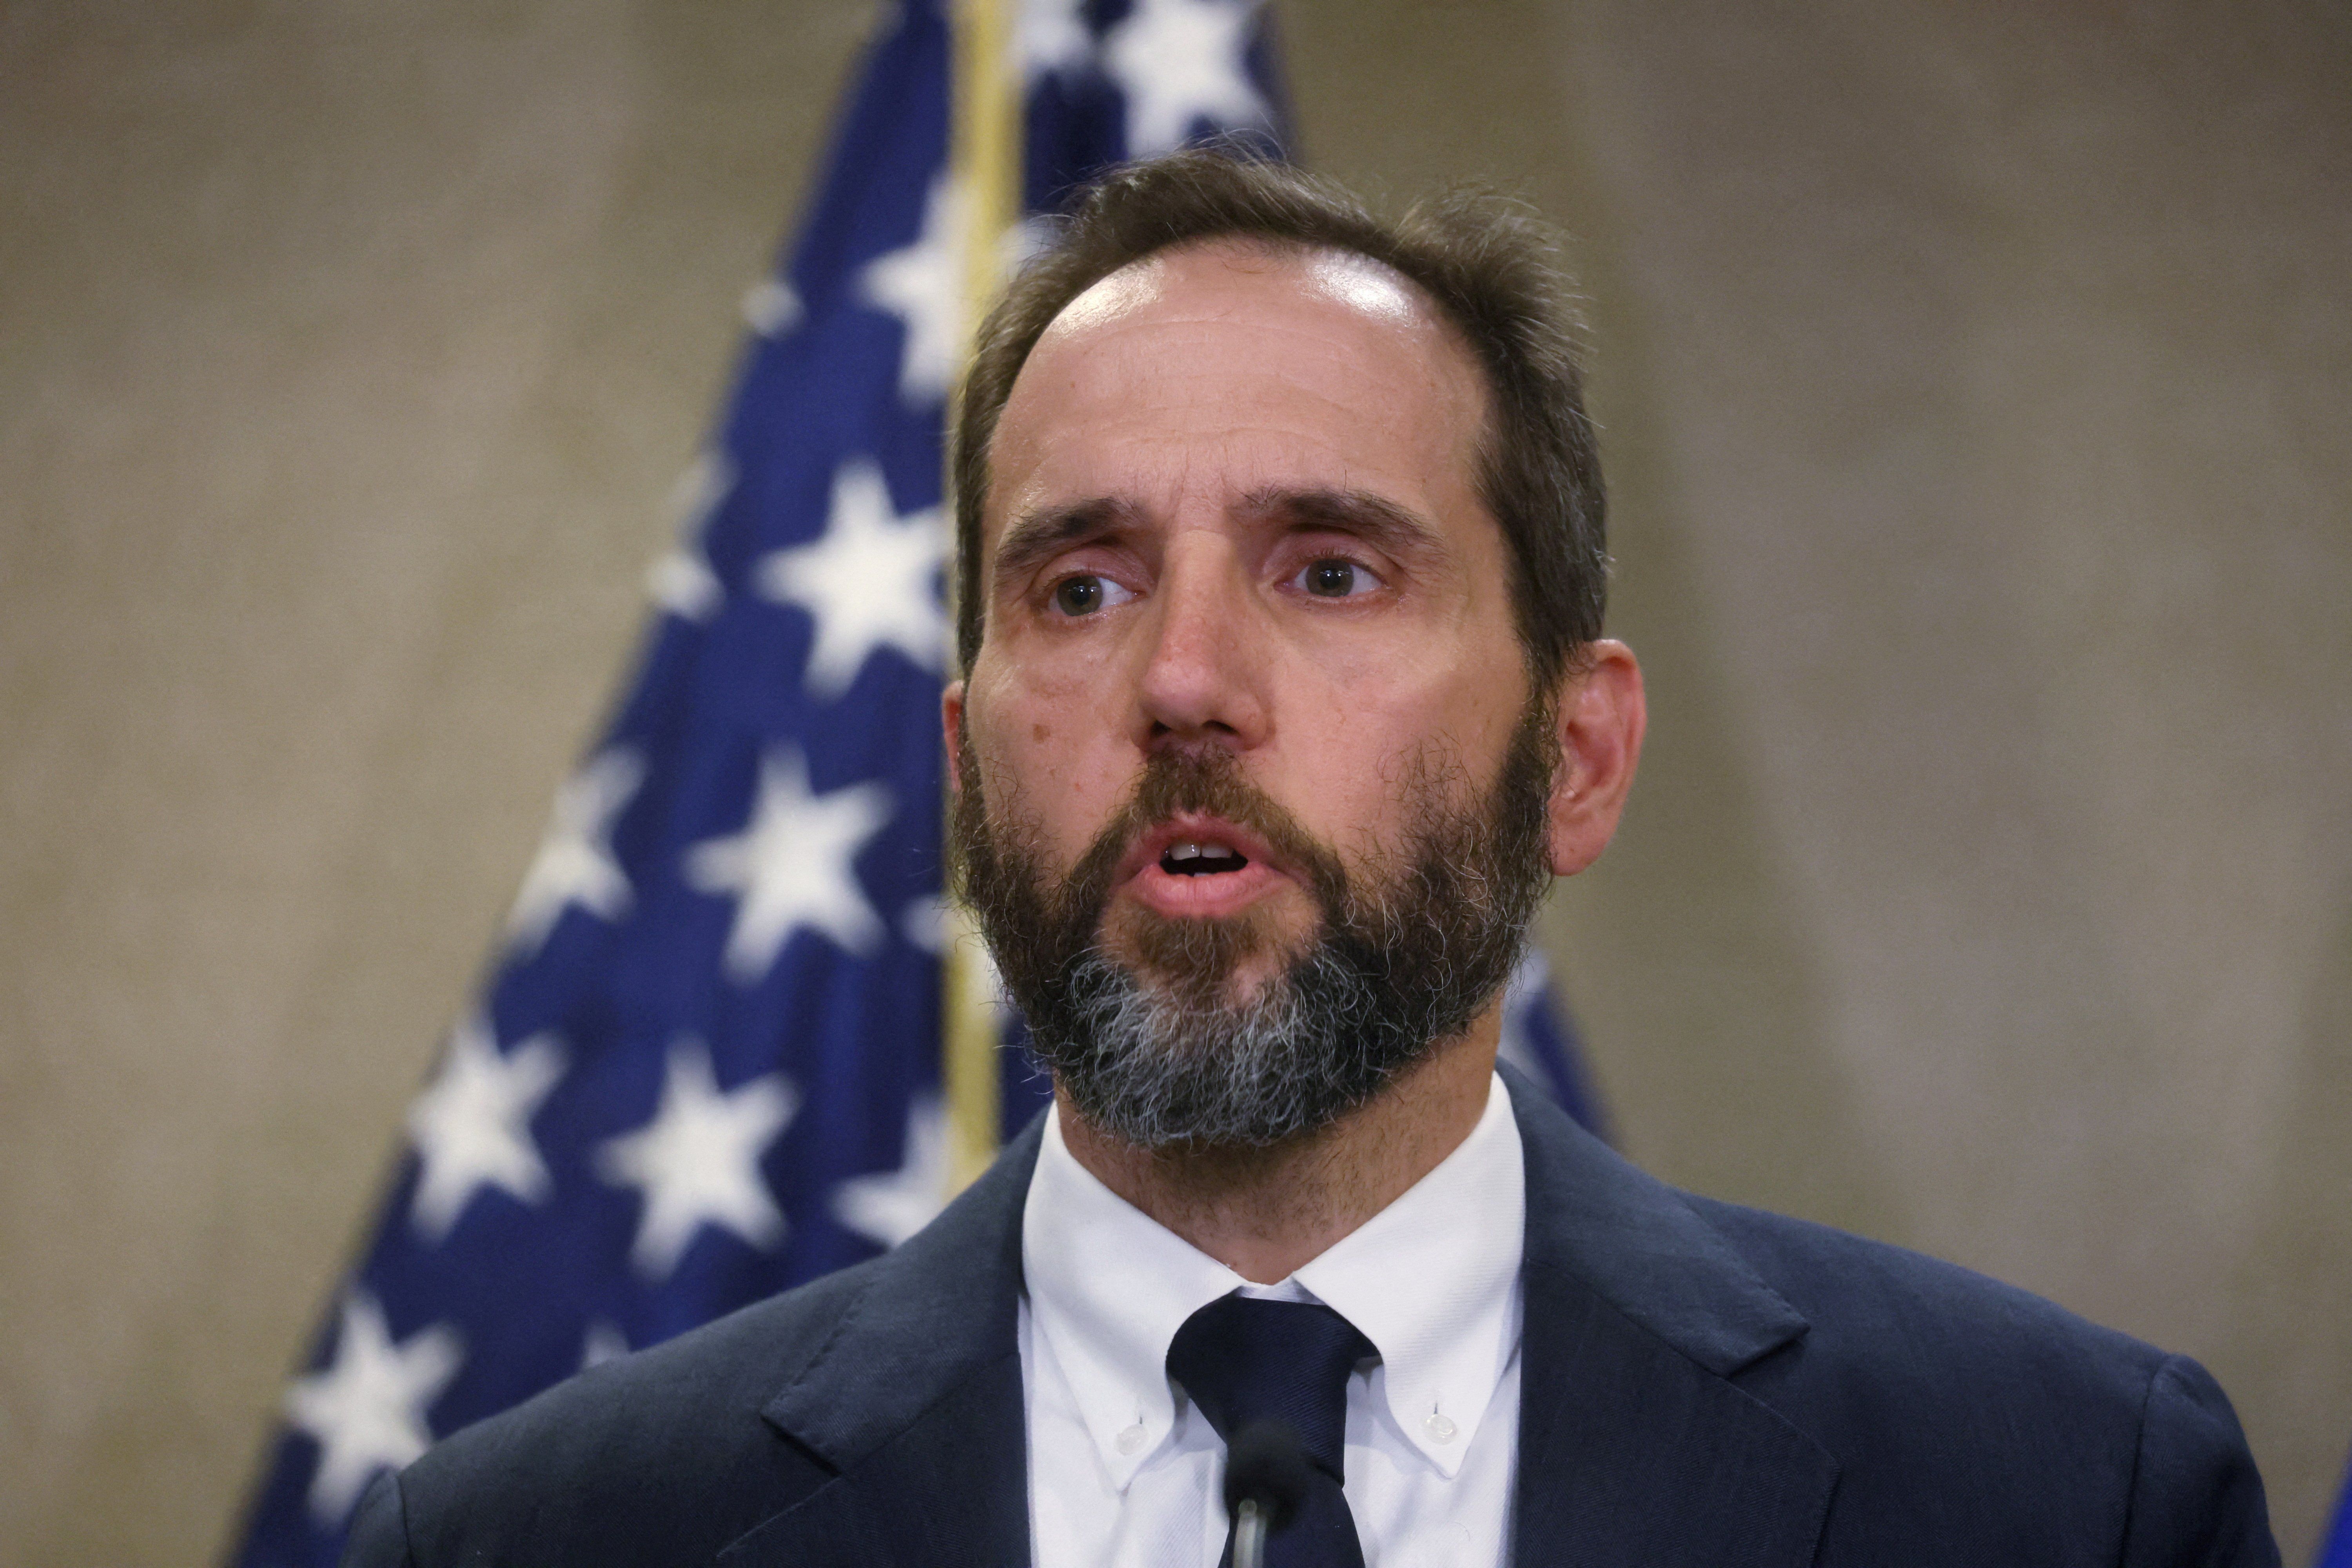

{"left": 1503, "top": 1067, "right": 1840, "bottom": 1566}
{"left": 720, "top": 1117, "right": 1046, "bottom": 1568}
{"left": 716, "top": 1074, "right": 1840, "bottom": 1566}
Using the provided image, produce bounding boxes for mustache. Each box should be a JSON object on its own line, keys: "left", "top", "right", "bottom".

{"left": 949, "top": 735, "right": 1362, "bottom": 1028}
{"left": 1056, "top": 746, "right": 1352, "bottom": 931}
{"left": 951, "top": 701, "right": 1562, "bottom": 1149}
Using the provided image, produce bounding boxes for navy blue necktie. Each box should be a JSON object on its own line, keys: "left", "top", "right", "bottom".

{"left": 1166, "top": 1294, "right": 1376, "bottom": 1568}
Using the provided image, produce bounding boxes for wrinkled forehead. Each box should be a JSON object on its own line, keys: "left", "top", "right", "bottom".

{"left": 985, "top": 239, "right": 1491, "bottom": 530}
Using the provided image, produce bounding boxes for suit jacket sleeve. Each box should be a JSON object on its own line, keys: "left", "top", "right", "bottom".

{"left": 341, "top": 1469, "right": 418, "bottom": 1568}
{"left": 2120, "top": 1355, "right": 2279, "bottom": 1568}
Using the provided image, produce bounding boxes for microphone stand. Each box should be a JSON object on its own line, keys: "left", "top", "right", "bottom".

{"left": 1223, "top": 1420, "right": 1310, "bottom": 1568}
{"left": 1233, "top": 1497, "right": 1269, "bottom": 1568}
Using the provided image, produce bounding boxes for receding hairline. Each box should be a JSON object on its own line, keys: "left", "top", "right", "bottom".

{"left": 952, "top": 152, "right": 1610, "bottom": 682}
{"left": 1020, "top": 232, "right": 1470, "bottom": 371}
{"left": 981, "top": 234, "right": 1496, "bottom": 542}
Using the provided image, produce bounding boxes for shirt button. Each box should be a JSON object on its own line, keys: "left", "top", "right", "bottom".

{"left": 1423, "top": 1411, "right": 1459, "bottom": 1445}
{"left": 1116, "top": 1423, "right": 1148, "bottom": 1455}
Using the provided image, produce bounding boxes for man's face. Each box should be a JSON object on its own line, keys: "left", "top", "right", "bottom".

{"left": 948, "top": 240, "right": 1552, "bottom": 1145}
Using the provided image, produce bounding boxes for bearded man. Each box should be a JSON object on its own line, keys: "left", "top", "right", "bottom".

{"left": 345, "top": 153, "right": 2277, "bottom": 1568}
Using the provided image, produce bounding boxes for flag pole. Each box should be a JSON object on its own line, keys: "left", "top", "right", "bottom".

{"left": 943, "top": 0, "right": 1022, "bottom": 1192}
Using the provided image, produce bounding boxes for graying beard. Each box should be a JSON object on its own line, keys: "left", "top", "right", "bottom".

{"left": 1034, "top": 853, "right": 1535, "bottom": 1149}
{"left": 967, "top": 699, "right": 1559, "bottom": 1151}
{"left": 1044, "top": 943, "right": 1399, "bottom": 1148}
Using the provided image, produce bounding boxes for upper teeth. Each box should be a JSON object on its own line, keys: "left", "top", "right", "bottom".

{"left": 1168, "top": 842, "right": 1235, "bottom": 862}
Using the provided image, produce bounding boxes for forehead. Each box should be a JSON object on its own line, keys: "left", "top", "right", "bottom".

{"left": 983, "top": 240, "right": 1491, "bottom": 544}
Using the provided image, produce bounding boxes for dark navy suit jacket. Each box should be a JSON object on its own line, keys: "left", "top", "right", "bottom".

{"left": 346, "top": 1066, "right": 2278, "bottom": 1566}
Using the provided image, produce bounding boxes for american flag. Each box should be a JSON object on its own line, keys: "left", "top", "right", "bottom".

{"left": 2321, "top": 1459, "right": 2352, "bottom": 1568}
{"left": 227, "top": 4, "right": 1601, "bottom": 1562}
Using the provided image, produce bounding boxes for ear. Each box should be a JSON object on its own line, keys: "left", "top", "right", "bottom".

{"left": 941, "top": 680, "right": 968, "bottom": 800}
{"left": 1545, "top": 640, "right": 1645, "bottom": 876}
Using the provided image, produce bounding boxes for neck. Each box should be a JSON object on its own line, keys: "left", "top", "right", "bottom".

{"left": 1054, "top": 1002, "right": 1504, "bottom": 1284}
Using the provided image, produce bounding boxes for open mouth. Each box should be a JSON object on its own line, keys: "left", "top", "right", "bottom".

{"left": 1159, "top": 840, "right": 1251, "bottom": 876}
{"left": 1120, "top": 818, "right": 1285, "bottom": 919}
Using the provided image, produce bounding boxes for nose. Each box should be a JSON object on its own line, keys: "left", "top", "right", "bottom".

{"left": 1134, "top": 536, "right": 1270, "bottom": 751}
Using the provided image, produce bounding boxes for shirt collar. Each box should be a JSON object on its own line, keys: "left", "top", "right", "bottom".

{"left": 1021, "top": 1073, "right": 1525, "bottom": 1488}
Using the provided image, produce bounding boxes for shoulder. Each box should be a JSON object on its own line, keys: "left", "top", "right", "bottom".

{"left": 1679, "top": 1196, "right": 2275, "bottom": 1563}
{"left": 346, "top": 1259, "right": 883, "bottom": 1568}
{"left": 1688, "top": 1192, "right": 2162, "bottom": 1400}
{"left": 1506, "top": 1065, "right": 2268, "bottom": 1544}
{"left": 344, "top": 1118, "right": 1044, "bottom": 1567}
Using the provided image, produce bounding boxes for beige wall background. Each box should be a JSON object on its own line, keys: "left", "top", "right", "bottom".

{"left": 2, "top": 1, "right": 2345, "bottom": 1561}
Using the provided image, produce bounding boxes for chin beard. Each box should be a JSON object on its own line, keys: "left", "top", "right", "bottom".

{"left": 951, "top": 702, "right": 1557, "bottom": 1150}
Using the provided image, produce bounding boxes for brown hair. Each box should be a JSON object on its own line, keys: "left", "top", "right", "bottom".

{"left": 951, "top": 149, "right": 1608, "bottom": 682}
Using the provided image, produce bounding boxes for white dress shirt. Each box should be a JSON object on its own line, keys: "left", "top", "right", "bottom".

{"left": 1019, "top": 1073, "right": 1526, "bottom": 1568}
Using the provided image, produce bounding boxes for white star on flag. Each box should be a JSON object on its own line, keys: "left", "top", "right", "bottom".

{"left": 831, "top": 1094, "right": 955, "bottom": 1250}
{"left": 284, "top": 1291, "right": 463, "bottom": 1523}
{"left": 505, "top": 746, "right": 645, "bottom": 956}
{"left": 740, "top": 274, "right": 803, "bottom": 337}
{"left": 581, "top": 1318, "right": 630, "bottom": 1372}
{"left": 1105, "top": 0, "right": 1270, "bottom": 156}
{"left": 646, "top": 452, "right": 732, "bottom": 622}
{"left": 684, "top": 746, "right": 893, "bottom": 981}
{"left": 405, "top": 1018, "right": 567, "bottom": 1243}
{"left": 647, "top": 546, "right": 722, "bottom": 622}
{"left": 898, "top": 891, "right": 956, "bottom": 955}
{"left": 755, "top": 457, "right": 945, "bottom": 699}
{"left": 859, "top": 175, "right": 965, "bottom": 405}
{"left": 1017, "top": 0, "right": 1094, "bottom": 80}
{"left": 596, "top": 1040, "right": 800, "bottom": 1279}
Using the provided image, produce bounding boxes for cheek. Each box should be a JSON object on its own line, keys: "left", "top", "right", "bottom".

{"left": 984, "top": 616, "right": 1123, "bottom": 715}
{"left": 1270, "top": 684, "right": 1432, "bottom": 828}
{"left": 967, "top": 661, "right": 1131, "bottom": 849}
{"left": 1278, "top": 660, "right": 1523, "bottom": 838}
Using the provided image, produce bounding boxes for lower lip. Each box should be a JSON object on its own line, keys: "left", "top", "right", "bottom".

{"left": 1122, "top": 859, "right": 1288, "bottom": 918}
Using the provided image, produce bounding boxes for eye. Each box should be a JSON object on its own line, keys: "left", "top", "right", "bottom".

{"left": 1048, "top": 573, "right": 1132, "bottom": 617}
{"left": 1291, "top": 557, "right": 1381, "bottom": 599}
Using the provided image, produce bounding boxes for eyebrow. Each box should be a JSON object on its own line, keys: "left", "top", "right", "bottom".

{"left": 1240, "top": 486, "right": 1450, "bottom": 563}
{"left": 989, "top": 486, "right": 1452, "bottom": 594}
{"left": 991, "top": 497, "right": 1139, "bottom": 595}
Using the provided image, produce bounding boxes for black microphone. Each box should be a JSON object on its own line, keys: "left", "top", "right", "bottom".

{"left": 1222, "top": 1419, "right": 1314, "bottom": 1568}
